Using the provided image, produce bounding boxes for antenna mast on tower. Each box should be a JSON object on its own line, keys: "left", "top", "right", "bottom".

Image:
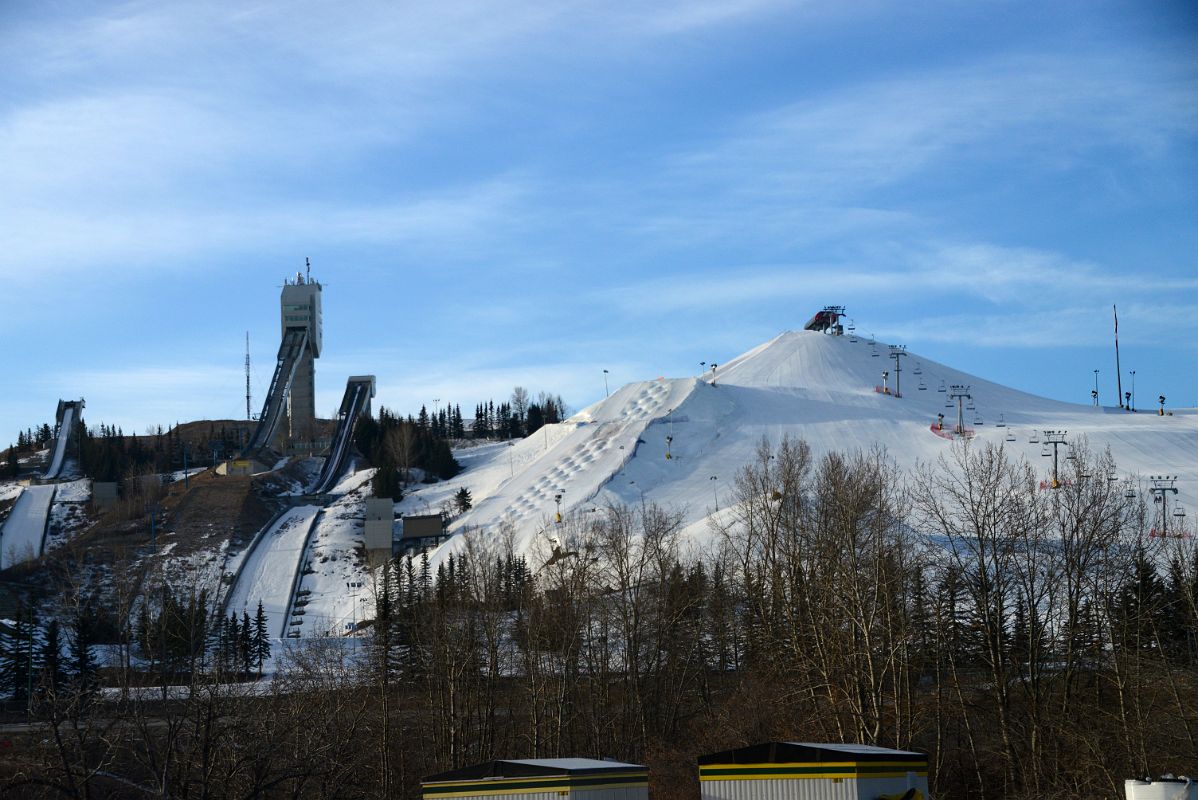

{"left": 245, "top": 331, "right": 252, "bottom": 421}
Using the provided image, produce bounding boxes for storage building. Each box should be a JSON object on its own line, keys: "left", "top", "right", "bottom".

{"left": 422, "top": 758, "right": 648, "bottom": 800}
{"left": 698, "top": 742, "right": 929, "bottom": 800}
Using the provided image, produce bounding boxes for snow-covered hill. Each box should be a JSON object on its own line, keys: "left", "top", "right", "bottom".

{"left": 419, "top": 330, "right": 1198, "bottom": 564}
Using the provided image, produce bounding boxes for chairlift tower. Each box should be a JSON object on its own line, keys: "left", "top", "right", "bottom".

{"left": 889, "top": 345, "right": 907, "bottom": 398}
{"left": 1148, "top": 476, "right": 1180, "bottom": 537}
{"left": 1042, "top": 430, "right": 1068, "bottom": 489}
{"left": 948, "top": 385, "right": 972, "bottom": 436}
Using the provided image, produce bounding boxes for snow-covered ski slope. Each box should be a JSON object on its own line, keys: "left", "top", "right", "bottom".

{"left": 1, "top": 484, "right": 57, "bottom": 570}
{"left": 426, "top": 330, "right": 1198, "bottom": 563}
{"left": 223, "top": 506, "right": 320, "bottom": 637}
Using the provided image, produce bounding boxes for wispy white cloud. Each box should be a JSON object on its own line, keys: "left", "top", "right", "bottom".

{"left": 596, "top": 240, "right": 1198, "bottom": 316}
{"left": 665, "top": 52, "right": 1198, "bottom": 200}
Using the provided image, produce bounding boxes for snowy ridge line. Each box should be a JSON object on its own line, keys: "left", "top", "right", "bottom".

{"left": 217, "top": 505, "right": 293, "bottom": 621}
{"left": 281, "top": 508, "right": 325, "bottom": 638}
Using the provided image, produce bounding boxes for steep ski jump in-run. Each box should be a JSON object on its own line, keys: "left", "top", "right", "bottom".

{"left": 310, "top": 376, "right": 375, "bottom": 495}
{"left": 43, "top": 399, "right": 84, "bottom": 480}
{"left": 244, "top": 328, "right": 309, "bottom": 456}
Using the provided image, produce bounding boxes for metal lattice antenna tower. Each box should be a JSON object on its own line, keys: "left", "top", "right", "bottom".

{"left": 889, "top": 345, "right": 907, "bottom": 398}
{"left": 1042, "top": 430, "right": 1068, "bottom": 489}
{"left": 1149, "top": 476, "right": 1179, "bottom": 537}
{"left": 245, "top": 331, "right": 252, "bottom": 421}
{"left": 948, "top": 385, "right": 972, "bottom": 435}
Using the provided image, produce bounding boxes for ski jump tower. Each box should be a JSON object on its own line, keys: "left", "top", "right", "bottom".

{"left": 242, "top": 269, "right": 322, "bottom": 459}
{"left": 279, "top": 271, "right": 322, "bottom": 446}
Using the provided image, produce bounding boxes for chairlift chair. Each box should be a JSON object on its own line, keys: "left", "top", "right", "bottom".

{"left": 918, "top": 379, "right": 927, "bottom": 391}
{"left": 945, "top": 399, "right": 954, "bottom": 408}
{"left": 937, "top": 380, "right": 947, "bottom": 393}
{"left": 1029, "top": 430, "right": 1040, "bottom": 444}
{"left": 966, "top": 400, "right": 976, "bottom": 411}
{"left": 1174, "top": 503, "right": 1187, "bottom": 519}
{"left": 1040, "top": 445, "right": 1051, "bottom": 458}
{"left": 1066, "top": 446, "right": 1077, "bottom": 461}
{"left": 847, "top": 320, "right": 858, "bottom": 342}
{"left": 973, "top": 414, "right": 984, "bottom": 426}
{"left": 996, "top": 413, "right": 1006, "bottom": 428}
{"left": 914, "top": 362, "right": 923, "bottom": 375}
{"left": 1005, "top": 430, "right": 1016, "bottom": 442}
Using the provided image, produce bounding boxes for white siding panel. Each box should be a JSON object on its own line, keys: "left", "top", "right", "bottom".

{"left": 576, "top": 786, "right": 649, "bottom": 800}
{"left": 701, "top": 778, "right": 856, "bottom": 800}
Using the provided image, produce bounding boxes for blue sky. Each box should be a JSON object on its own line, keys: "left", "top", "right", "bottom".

{"left": 2, "top": 0, "right": 1196, "bottom": 444}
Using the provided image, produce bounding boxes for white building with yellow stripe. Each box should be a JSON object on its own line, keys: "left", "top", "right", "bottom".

{"left": 422, "top": 758, "right": 649, "bottom": 800}
{"left": 698, "top": 742, "right": 929, "bottom": 800}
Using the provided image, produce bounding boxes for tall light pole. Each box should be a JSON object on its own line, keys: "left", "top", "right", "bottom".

{"left": 1131, "top": 370, "right": 1136, "bottom": 411}
{"left": 1092, "top": 370, "right": 1099, "bottom": 407}
{"left": 603, "top": 369, "right": 610, "bottom": 398}
{"left": 709, "top": 475, "right": 719, "bottom": 512}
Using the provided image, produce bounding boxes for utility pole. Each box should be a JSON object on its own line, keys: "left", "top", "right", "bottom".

{"left": 948, "top": 385, "right": 972, "bottom": 436}
{"left": 889, "top": 345, "right": 907, "bottom": 397}
{"left": 1093, "top": 369, "right": 1100, "bottom": 407}
{"left": 1148, "top": 476, "right": 1179, "bottom": 538}
{"left": 1042, "top": 430, "right": 1068, "bottom": 489}
{"left": 603, "top": 369, "right": 610, "bottom": 398}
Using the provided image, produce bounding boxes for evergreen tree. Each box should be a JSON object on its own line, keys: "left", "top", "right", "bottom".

{"left": 253, "top": 600, "right": 271, "bottom": 675}
{"left": 453, "top": 487, "right": 472, "bottom": 514}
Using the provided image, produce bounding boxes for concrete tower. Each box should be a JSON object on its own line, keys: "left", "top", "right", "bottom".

{"left": 279, "top": 269, "right": 322, "bottom": 448}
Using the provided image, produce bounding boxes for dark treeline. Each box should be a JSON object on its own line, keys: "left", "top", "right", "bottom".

{"left": 4, "top": 438, "right": 1197, "bottom": 799}
{"left": 411, "top": 387, "right": 569, "bottom": 442}
{"left": 355, "top": 407, "right": 462, "bottom": 500}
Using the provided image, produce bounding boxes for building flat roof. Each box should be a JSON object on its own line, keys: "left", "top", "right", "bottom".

{"left": 697, "top": 742, "right": 926, "bottom": 765}
{"left": 424, "top": 758, "right": 645, "bottom": 783}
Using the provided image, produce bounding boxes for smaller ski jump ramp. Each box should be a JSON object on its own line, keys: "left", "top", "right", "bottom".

{"left": 1, "top": 485, "right": 57, "bottom": 570}
{"left": 44, "top": 399, "right": 84, "bottom": 480}
{"left": 223, "top": 505, "right": 320, "bottom": 637}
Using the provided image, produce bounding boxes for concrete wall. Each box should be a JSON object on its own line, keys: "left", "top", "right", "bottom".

{"left": 364, "top": 497, "right": 395, "bottom": 562}
{"left": 92, "top": 482, "right": 118, "bottom": 510}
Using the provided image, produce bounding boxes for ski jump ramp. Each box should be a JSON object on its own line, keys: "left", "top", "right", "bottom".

{"left": 1, "top": 484, "right": 57, "bottom": 570}
{"left": 243, "top": 328, "right": 309, "bottom": 457}
{"left": 43, "top": 399, "right": 84, "bottom": 480}
{"left": 310, "top": 376, "right": 375, "bottom": 495}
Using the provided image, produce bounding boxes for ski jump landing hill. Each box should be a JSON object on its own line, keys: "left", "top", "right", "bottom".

{"left": 1, "top": 398, "right": 84, "bottom": 572}
{"left": 415, "top": 328, "right": 1198, "bottom": 566}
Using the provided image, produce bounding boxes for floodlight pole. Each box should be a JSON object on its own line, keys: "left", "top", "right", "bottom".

{"left": 1093, "top": 370, "right": 1100, "bottom": 407}
{"left": 1149, "top": 476, "right": 1179, "bottom": 537}
{"left": 1042, "top": 430, "right": 1068, "bottom": 489}
{"left": 889, "top": 346, "right": 907, "bottom": 398}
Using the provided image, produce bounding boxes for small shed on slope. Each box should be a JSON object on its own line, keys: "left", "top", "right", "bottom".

{"left": 422, "top": 758, "right": 649, "bottom": 800}
{"left": 698, "top": 742, "right": 929, "bottom": 800}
